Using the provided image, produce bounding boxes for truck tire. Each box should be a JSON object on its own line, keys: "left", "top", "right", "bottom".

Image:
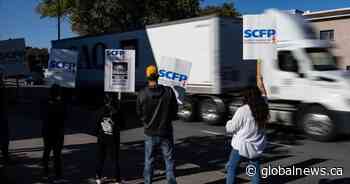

{"left": 298, "top": 105, "right": 337, "bottom": 141}
{"left": 177, "top": 97, "right": 197, "bottom": 122}
{"left": 199, "top": 97, "right": 226, "bottom": 125}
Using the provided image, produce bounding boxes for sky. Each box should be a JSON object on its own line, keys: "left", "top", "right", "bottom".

{"left": 2, "top": 0, "right": 350, "bottom": 49}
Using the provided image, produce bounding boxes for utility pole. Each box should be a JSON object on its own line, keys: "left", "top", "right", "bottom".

{"left": 57, "top": 0, "right": 61, "bottom": 40}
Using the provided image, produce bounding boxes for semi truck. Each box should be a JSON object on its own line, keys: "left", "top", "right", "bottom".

{"left": 51, "top": 9, "right": 350, "bottom": 141}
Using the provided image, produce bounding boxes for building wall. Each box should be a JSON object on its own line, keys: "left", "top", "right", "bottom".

{"left": 310, "top": 18, "right": 350, "bottom": 69}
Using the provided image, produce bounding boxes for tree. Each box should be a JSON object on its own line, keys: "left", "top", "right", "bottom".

{"left": 36, "top": 0, "right": 75, "bottom": 18}
{"left": 199, "top": 1, "right": 240, "bottom": 17}
{"left": 36, "top": 0, "right": 240, "bottom": 36}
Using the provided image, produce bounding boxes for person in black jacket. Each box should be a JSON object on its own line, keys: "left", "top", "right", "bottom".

{"left": 0, "top": 75, "right": 9, "bottom": 163}
{"left": 136, "top": 65, "right": 178, "bottom": 184}
{"left": 41, "top": 84, "right": 67, "bottom": 182}
{"left": 95, "top": 93, "right": 125, "bottom": 184}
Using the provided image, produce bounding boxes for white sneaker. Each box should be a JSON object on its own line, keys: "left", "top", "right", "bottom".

{"left": 95, "top": 179, "right": 102, "bottom": 184}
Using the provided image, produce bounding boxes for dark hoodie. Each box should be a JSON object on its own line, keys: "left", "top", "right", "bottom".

{"left": 136, "top": 84, "right": 178, "bottom": 137}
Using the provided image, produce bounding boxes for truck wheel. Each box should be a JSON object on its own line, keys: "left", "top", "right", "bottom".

{"left": 299, "top": 105, "right": 336, "bottom": 141}
{"left": 199, "top": 97, "right": 225, "bottom": 125}
{"left": 178, "top": 97, "right": 197, "bottom": 122}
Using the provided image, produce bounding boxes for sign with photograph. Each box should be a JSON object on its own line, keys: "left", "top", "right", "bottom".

{"left": 158, "top": 56, "right": 192, "bottom": 104}
{"left": 47, "top": 49, "right": 78, "bottom": 88}
{"left": 104, "top": 49, "right": 135, "bottom": 92}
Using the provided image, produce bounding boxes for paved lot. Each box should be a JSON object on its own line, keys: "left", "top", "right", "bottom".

{"left": 1, "top": 90, "right": 350, "bottom": 184}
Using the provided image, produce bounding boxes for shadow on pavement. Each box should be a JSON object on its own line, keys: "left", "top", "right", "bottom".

{"left": 1, "top": 133, "right": 296, "bottom": 184}
{"left": 3, "top": 87, "right": 343, "bottom": 184}
{"left": 319, "top": 178, "right": 350, "bottom": 184}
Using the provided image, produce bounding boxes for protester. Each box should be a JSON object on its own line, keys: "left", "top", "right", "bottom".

{"left": 136, "top": 65, "right": 178, "bottom": 184}
{"left": 225, "top": 86, "right": 269, "bottom": 184}
{"left": 41, "top": 84, "right": 67, "bottom": 183}
{"left": 95, "top": 93, "right": 125, "bottom": 184}
{"left": 0, "top": 74, "right": 10, "bottom": 164}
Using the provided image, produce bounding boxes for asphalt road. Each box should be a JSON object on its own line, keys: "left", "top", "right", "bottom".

{"left": 1, "top": 93, "right": 350, "bottom": 184}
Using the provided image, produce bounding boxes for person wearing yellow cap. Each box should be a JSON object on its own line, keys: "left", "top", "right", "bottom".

{"left": 145, "top": 65, "right": 159, "bottom": 81}
{"left": 136, "top": 65, "right": 178, "bottom": 184}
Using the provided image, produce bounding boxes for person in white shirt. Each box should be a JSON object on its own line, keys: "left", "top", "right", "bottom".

{"left": 226, "top": 86, "right": 269, "bottom": 184}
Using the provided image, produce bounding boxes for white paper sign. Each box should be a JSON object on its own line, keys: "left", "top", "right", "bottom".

{"left": 243, "top": 14, "right": 277, "bottom": 61}
{"left": 158, "top": 56, "right": 192, "bottom": 104}
{"left": 104, "top": 49, "right": 135, "bottom": 92}
{"left": 158, "top": 56, "right": 191, "bottom": 87}
{"left": 47, "top": 49, "right": 78, "bottom": 88}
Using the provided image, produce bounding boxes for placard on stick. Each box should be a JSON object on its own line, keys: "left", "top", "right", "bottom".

{"left": 104, "top": 49, "right": 135, "bottom": 93}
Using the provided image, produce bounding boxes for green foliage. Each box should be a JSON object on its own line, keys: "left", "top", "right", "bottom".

{"left": 199, "top": 1, "right": 240, "bottom": 17}
{"left": 36, "top": 0, "right": 75, "bottom": 17}
{"left": 36, "top": 0, "right": 240, "bottom": 36}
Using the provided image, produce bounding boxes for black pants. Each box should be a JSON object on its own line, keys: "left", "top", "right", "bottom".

{"left": 0, "top": 120, "right": 9, "bottom": 160}
{"left": 42, "top": 135, "right": 64, "bottom": 177}
{"left": 0, "top": 142, "right": 9, "bottom": 159}
{"left": 96, "top": 135, "right": 120, "bottom": 181}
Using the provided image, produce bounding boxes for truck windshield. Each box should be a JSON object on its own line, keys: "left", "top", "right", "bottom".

{"left": 306, "top": 48, "right": 338, "bottom": 71}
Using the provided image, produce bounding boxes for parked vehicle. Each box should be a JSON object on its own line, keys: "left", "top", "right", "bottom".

{"left": 51, "top": 9, "right": 350, "bottom": 141}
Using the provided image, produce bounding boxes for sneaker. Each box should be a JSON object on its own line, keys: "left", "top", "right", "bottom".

{"left": 112, "top": 179, "right": 126, "bottom": 184}
{"left": 95, "top": 176, "right": 108, "bottom": 184}
{"left": 95, "top": 179, "right": 102, "bottom": 184}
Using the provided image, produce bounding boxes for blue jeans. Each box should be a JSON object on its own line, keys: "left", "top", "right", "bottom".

{"left": 144, "top": 135, "right": 177, "bottom": 184}
{"left": 226, "top": 149, "right": 261, "bottom": 184}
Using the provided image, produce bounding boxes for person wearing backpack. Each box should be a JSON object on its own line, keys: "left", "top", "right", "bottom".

{"left": 136, "top": 65, "right": 178, "bottom": 184}
{"left": 225, "top": 86, "right": 270, "bottom": 184}
{"left": 95, "top": 93, "right": 125, "bottom": 184}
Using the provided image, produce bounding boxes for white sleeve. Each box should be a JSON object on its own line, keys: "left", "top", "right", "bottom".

{"left": 226, "top": 107, "right": 244, "bottom": 134}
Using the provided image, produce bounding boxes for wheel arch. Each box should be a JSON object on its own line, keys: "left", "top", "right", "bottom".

{"left": 296, "top": 103, "right": 331, "bottom": 121}
{"left": 296, "top": 102, "right": 337, "bottom": 141}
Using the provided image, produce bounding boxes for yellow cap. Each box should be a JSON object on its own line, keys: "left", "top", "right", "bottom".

{"left": 146, "top": 65, "right": 158, "bottom": 78}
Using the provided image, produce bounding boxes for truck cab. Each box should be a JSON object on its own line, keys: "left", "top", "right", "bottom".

{"left": 262, "top": 9, "right": 350, "bottom": 141}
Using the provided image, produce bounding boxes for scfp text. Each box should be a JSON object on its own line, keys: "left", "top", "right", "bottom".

{"left": 159, "top": 70, "right": 188, "bottom": 82}
{"left": 50, "top": 60, "right": 76, "bottom": 73}
{"left": 244, "top": 29, "right": 276, "bottom": 38}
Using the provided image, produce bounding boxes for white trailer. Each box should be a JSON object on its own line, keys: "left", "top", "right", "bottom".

{"left": 52, "top": 10, "right": 350, "bottom": 141}
{"left": 51, "top": 15, "right": 256, "bottom": 123}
